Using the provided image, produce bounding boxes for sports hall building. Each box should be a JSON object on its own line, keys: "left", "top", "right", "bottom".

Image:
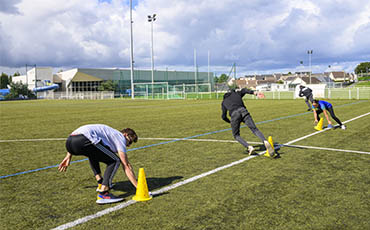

{"left": 14, "top": 67, "right": 213, "bottom": 95}
{"left": 58, "top": 68, "right": 213, "bottom": 94}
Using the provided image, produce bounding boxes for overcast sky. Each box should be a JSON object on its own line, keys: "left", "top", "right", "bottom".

{"left": 0, "top": 0, "right": 369, "bottom": 76}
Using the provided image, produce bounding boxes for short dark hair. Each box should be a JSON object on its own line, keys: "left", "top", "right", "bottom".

{"left": 121, "top": 128, "right": 138, "bottom": 144}
{"left": 313, "top": 99, "right": 319, "bottom": 104}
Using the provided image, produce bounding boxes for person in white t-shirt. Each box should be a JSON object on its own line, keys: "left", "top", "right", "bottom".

{"left": 58, "top": 124, "right": 138, "bottom": 204}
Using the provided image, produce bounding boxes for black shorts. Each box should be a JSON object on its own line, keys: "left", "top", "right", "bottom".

{"left": 65, "top": 134, "right": 95, "bottom": 156}
{"left": 65, "top": 134, "right": 121, "bottom": 187}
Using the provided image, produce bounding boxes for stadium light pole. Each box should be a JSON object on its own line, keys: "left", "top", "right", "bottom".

{"left": 208, "top": 50, "right": 210, "bottom": 84}
{"left": 129, "top": 0, "right": 135, "bottom": 99}
{"left": 307, "top": 50, "right": 313, "bottom": 84}
{"left": 194, "top": 48, "right": 198, "bottom": 94}
{"left": 148, "top": 14, "right": 156, "bottom": 99}
{"left": 34, "top": 64, "right": 37, "bottom": 99}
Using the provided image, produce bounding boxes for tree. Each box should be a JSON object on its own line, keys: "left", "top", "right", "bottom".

{"left": 13, "top": 71, "right": 21, "bottom": 76}
{"left": 1, "top": 72, "right": 10, "bottom": 89}
{"left": 98, "top": 80, "right": 117, "bottom": 91}
{"left": 354, "top": 62, "right": 370, "bottom": 75}
{"left": 5, "top": 82, "right": 35, "bottom": 99}
{"left": 217, "top": 74, "right": 229, "bottom": 83}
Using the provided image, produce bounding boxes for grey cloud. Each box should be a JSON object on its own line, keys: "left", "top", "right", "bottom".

{"left": 0, "top": 0, "right": 22, "bottom": 14}
{"left": 1, "top": 0, "right": 369, "bottom": 75}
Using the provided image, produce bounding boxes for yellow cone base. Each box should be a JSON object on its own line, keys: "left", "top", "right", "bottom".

{"left": 133, "top": 195, "right": 152, "bottom": 202}
{"left": 264, "top": 136, "right": 275, "bottom": 157}
{"left": 314, "top": 118, "right": 324, "bottom": 131}
{"left": 132, "top": 168, "right": 152, "bottom": 202}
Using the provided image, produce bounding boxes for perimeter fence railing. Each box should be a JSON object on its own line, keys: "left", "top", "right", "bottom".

{"left": 31, "top": 88, "right": 370, "bottom": 100}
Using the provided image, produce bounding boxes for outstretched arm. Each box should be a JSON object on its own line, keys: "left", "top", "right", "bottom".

{"left": 239, "top": 88, "right": 255, "bottom": 97}
{"left": 323, "top": 110, "right": 332, "bottom": 124}
{"left": 313, "top": 110, "right": 318, "bottom": 123}
{"left": 118, "top": 151, "right": 137, "bottom": 188}
{"left": 58, "top": 152, "right": 72, "bottom": 172}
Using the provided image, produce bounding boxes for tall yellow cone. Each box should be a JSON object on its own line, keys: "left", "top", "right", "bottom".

{"left": 264, "top": 136, "right": 275, "bottom": 157}
{"left": 314, "top": 118, "right": 324, "bottom": 131}
{"left": 132, "top": 168, "right": 152, "bottom": 202}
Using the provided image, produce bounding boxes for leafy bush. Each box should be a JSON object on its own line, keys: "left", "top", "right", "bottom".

{"left": 5, "top": 82, "right": 36, "bottom": 99}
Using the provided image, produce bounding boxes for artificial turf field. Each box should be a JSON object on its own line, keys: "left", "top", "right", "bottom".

{"left": 0, "top": 99, "right": 369, "bottom": 230}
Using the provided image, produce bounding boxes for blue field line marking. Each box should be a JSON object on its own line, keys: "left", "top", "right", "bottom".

{"left": 0, "top": 159, "right": 88, "bottom": 179}
{"left": 0, "top": 100, "right": 365, "bottom": 180}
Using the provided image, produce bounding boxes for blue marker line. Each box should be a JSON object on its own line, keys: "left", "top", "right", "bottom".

{"left": 0, "top": 100, "right": 364, "bottom": 180}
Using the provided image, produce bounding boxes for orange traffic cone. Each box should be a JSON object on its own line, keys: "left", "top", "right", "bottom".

{"left": 132, "top": 168, "right": 152, "bottom": 202}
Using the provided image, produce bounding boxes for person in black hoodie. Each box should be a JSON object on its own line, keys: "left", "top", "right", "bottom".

{"left": 221, "top": 88, "right": 276, "bottom": 157}
{"left": 298, "top": 85, "right": 314, "bottom": 111}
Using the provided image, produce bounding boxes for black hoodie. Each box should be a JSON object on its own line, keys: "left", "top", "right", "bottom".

{"left": 221, "top": 88, "right": 255, "bottom": 123}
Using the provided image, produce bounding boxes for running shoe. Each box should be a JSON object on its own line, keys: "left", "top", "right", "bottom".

{"left": 327, "top": 124, "right": 334, "bottom": 129}
{"left": 247, "top": 146, "right": 255, "bottom": 155}
{"left": 264, "top": 140, "right": 275, "bottom": 157}
{"left": 96, "top": 192, "right": 123, "bottom": 204}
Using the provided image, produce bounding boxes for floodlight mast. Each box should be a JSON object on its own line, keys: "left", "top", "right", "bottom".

{"left": 129, "top": 0, "right": 135, "bottom": 99}
{"left": 148, "top": 14, "right": 156, "bottom": 99}
{"left": 307, "top": 50, "right": 313, "bottom": 84}
{"left": 194, "top": 48, "right": 198, "bottom": 93}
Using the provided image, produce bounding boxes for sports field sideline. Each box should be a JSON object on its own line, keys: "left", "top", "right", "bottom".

{"left": 1, "top": 99, "right": 370, "bottom": 230}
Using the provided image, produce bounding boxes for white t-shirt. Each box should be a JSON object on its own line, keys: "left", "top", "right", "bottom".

{"left": 72, "top": 124, "right": 127, "bottom": 153}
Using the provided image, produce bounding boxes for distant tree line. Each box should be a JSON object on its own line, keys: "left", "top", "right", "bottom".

{"left": 355, "top": 62, "right": 370, "bottom": 76}
{"left": 214, "top": 74, "right": 229, "bottom": 83}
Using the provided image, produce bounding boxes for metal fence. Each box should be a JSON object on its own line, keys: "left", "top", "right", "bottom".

{"left": 34, "top": 87, "right": 370, "bottom": 100}
{"left": 37, "top": 91, "right": 114, "bottom": 100}
{"left": 257, "top": 88, "right": 370, "bottom": 100}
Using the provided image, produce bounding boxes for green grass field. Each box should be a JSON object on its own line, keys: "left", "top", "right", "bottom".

{"left": 356, "top": 81, "right": 370, "bottom": 87}
{"left": 1, "top": 99, "right": 370, "bottom": 230}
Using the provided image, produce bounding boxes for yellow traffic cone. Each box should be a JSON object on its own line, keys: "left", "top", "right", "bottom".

{"left": 264, "top": 136, "right": 275, "bottom": 157}
{"left": 314, "top": 118, "right": 324, "bottom": 131}
{"left": 132, "top": 168, "right": 152, "bottom": 202}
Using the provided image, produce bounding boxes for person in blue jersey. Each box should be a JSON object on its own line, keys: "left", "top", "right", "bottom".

{"left": 58, "top": 124, "right": 138, "bottom": 204}
{"left": 312, "top": 99, "right": 346, "bottom": 129}
{"left": 221, "top": 88, "right": 277, "bottom": 157}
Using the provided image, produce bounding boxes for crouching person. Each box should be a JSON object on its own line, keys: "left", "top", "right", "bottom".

{"left": 58, "top": 124, "right": 138, "bottom": 204}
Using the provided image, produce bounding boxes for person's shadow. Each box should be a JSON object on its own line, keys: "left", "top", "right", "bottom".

{"left": 111, "top": 176, "right": 183, "bottom": 199}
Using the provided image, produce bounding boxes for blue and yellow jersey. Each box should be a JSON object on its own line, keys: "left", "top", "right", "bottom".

{"left": 313, "top": 100, "right": 332, "bottom": 110}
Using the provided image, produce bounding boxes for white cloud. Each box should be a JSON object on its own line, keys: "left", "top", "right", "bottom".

{"left": 0, "top": 0, "right": 369, "bottom": 76}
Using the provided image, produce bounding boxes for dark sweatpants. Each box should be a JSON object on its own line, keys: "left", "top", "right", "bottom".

{"left": 305, "top": 94, "right": 314, "bottom": 109}
{"left": 316, "top": 107, "right": 343, "bottom": 126}
{"left": 230, "top": 107, "right": 266, "bottom": 148}
{"left": 65, "top": 134, "right": 120, "bottom": 188}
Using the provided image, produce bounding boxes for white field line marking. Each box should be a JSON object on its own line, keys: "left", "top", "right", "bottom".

{"left": 282, "top": 144, "right": 370, "bottom": 155}
{"left": 0, "top": 137, "right": 250, "bottom": 143}
{"left": 146, "top": 138, "right": 370, "bottom": 155}
{"left": 0, "top": 138, "right": 65, "bottom": 143}
{"left": 141, "top": 138, "right": 261, "bottom": 144}
{"left": 51, "top": 111, "right": 370, "bottom": 230}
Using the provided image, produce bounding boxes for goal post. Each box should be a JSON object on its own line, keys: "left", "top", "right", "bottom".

{"left": 132, "top": 82, "right": 212, "bottom": 99}
{"left": 133, "top": 82, "right": 169, "bottom": 99}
